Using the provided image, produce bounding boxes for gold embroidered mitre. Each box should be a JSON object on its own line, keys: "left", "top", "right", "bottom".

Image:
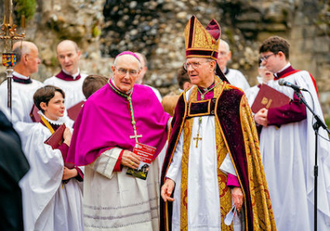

{"left": 184, "top": 15, "right": 221, "bottom": 60}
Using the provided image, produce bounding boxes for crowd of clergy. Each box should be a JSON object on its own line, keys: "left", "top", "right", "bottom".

{"left": 0, "top": 15, "right": 329, "bottom": 231}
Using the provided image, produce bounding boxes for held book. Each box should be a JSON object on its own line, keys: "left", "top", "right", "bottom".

{"left": 30, "top": 104, "right": 41, "bottom": 123}
{"left": 126, "top": 143, "right": 156, "bottom": 180}
{"left": 44, "top": 124, "right": 74, "bottom": 169}
{"left": 251, "top": 84, "right": 291, "bottom": 113}
{"left": 67, "top": 100, "right": 85, "bottom": 121}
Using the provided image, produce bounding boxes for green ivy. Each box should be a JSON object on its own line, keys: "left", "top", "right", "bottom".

{"left": 15, "top": 0, "right": 36, "bottom": 21}
{"left": 325, "top": 116, "right": 330, "bottom": 128}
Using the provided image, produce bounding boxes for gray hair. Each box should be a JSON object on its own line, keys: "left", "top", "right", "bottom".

{"left": 13, "top": 43, "right": 31, "bottom": 63}
{"left": 113, "top": 55, "right": 141, "bottom": 70}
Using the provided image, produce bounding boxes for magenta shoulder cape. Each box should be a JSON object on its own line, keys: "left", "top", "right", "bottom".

{"left": 67, "top": 82, "right": 170, "bottom": 166}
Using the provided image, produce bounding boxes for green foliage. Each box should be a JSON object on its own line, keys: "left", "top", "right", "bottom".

{"left": 92, "top": 24, "right": 102, "bottom": 38}
{"left": 15, "top": 0, "right": 36, "bottom": 21}
{"left": 325, "top": 116, "right": 330, "bottom": 128}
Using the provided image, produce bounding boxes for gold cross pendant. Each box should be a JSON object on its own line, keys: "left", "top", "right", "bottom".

{"left": 193, "top": 133, "right": 202, "bottom": 148}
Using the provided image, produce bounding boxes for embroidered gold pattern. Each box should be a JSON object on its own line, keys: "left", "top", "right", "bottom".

{"left": 180, "top": 118, "right": 193, "bottom": 231}
{"left": 239, "top": 95, "right": 277, "bottom": 230}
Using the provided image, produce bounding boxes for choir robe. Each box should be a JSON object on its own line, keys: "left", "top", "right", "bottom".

{"left": 15, "top": 114, "right": 84, "bottom": 231}
{"left": 0, "top": 72, "right": 43, "bottom": 123}
{"left": 224, "top": 67, "right": 250, "bottom": 91}
{"left": 246, "top": 66, "right": 330, "bottom": 230}
{"left": 67, "top": 81, "right": 170, "bottom": 231}
{"left": 160, "top": 76, "right": 276, "bottom": 231}
{"left": 44, "top": 70, "right": 87, "bottom": 109}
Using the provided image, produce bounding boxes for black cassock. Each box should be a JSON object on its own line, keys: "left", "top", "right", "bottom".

{"left": 0, "top": 110, "right": 30, "bottom": 231}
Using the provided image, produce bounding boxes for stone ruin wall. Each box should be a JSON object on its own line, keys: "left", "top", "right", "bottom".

{"left": 0, "top": 0, "right": 329, "bottom": 118}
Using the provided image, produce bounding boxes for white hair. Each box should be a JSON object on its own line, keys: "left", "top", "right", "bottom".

{"left": 219, "top": 39, "right": 230, "bottom": 53}
{"left": 113, "top": 55, "right": 141, "bottom": 70}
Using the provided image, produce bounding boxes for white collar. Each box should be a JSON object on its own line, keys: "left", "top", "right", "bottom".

{"left": 13, "top": 71, "right": 29, "bottom": 79}
{"left": 38, "top": 111, "right": 66, "bottom": 125}
{"left": 62, "top": 68, "right": 80, "bottom": 79}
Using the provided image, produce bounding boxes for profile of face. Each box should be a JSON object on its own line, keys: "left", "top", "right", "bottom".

{"left": 258, "top": 65, "right": 274, "bottom": 84}
{"left": 57, "top": 41, "right": 81, "bottom": 75}
{"left": 185, "top": 57, "right": 215, "bottom": 88}
{"left": 135, "top": 53, "right": 147, "bottom": 84}
{"left": 111, "top": 55, "right": 141, "bottom": 93}
{"left": 259, "top": 51, "right": 287, "bottom": 74}
{"left": 216, "top": 42, "right": 231, "bottom": 71}
{"left": 26, "top": 44, "right": 41, "bottom": 74}
{"left": 40, "top": 91, "right": 65, "bottom": 121}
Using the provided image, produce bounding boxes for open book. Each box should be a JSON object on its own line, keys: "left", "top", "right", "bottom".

{"left": 126, "top": 143, "right": 156, "bottom": 180}
{"left": 251, "top": 84, "right": 291, "bottom": 113}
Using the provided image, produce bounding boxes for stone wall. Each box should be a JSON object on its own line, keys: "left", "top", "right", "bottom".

{"left": 0, "top": 0, "right": 329, "bottom": 117}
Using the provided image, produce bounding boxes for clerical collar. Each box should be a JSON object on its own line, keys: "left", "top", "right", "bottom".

{"left": 12, "top": 71, "right": 32, "bottom": 84}
{"left": 198, "top": 82, "right": 215, "bottom": 93}
{"left": 223, "top": 67, "right": 229, "bottom": 75}
{"left": 274, "top": 63, "right": 293, "bottom": 79}
{"left": 56, "top": 69, "right": 81, "bottom": 81}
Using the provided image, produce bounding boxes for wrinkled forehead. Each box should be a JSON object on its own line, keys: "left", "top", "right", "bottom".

{"left": 116, "top": 55, "right": 140, "bottom": 69}
{"left": 186, "top": 57, "right": 209, "bottom": 63}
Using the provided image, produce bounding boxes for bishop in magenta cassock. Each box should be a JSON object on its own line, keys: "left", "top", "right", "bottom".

{"left": 67, "top": 51, "right": 170, "bottom": 231}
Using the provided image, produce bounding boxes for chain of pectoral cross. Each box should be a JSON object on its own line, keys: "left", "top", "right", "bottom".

{"left": 108, "top": 81, "right": 142, "bottom": 143}
{"left": 193, "top": 82, "right": 220, "bottom": 148}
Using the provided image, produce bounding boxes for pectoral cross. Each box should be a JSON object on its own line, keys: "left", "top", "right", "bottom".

{"left": 193, "top": 133, "right": 202, "bottom": 148}
{"left": 130, "top": 128, "right": 142, "bottom": 143}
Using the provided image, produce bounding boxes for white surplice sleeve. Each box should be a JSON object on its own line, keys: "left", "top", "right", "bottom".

{"left": 89, "top": 147, "right": 122, "bottom": 179}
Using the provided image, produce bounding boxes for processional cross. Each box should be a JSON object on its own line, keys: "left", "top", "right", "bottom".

{"left": 1, "top": 0, "right": 25, "bottom": 117}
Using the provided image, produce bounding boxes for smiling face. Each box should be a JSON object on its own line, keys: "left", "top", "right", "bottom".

{"left": 57, "top": 40, "right": 81, "bottom": 75}
{"left": 185, "top": 57, "right": 216, "bottom": 88}
{"left": 111, "top": 55, "right": 141, "bottom": 93}
{"left": 41, "top": 91, "right": 65, "bottom": 121}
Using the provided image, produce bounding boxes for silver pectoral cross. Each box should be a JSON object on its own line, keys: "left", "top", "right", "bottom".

{"left": 130, "top": 128, "right": 142, "bottom": 143}
{"left": 193, "top": 133, "right": 202, "bottom": 148}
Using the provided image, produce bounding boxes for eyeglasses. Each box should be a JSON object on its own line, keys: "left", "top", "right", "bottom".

{"left": 218, "top": 51, "right": 227, "bottom": 57}
{"left": 260, "top": 53, "right": 275, "bottom": 62}
{"left": 116, "top": 67, "right": 139, "bottom": 77}
{"left": 183, "top": 61, "right": 210, "bottom": 70}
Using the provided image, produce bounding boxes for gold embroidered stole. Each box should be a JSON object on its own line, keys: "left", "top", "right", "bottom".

{"left": 180, "top": 78, "right": 234, "bottom": 230}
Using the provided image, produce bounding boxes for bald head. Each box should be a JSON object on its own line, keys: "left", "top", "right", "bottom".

{"left": 13, "top": 41, "right": 40, "bottom": 76}
{"left": 13, "top": 41, "right": 38, "bottom": 63}
{"left": 56, "top": 40, "right": 81, "bottom": 75}
{"left": 134, "top": 52, "right": 147, "bottom": 84}
{"left": 217, "top": 39, "right": 232, "bottom": 72}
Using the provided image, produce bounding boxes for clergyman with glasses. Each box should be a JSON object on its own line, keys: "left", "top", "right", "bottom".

{"left": 66, "top": 51, "right": 171, "bottom": 231}
{"left": 255, "top": 36, "right": 330, "bottom": 230}
{"left": 160, "top": 16, "right": 276, "bottom": 231}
